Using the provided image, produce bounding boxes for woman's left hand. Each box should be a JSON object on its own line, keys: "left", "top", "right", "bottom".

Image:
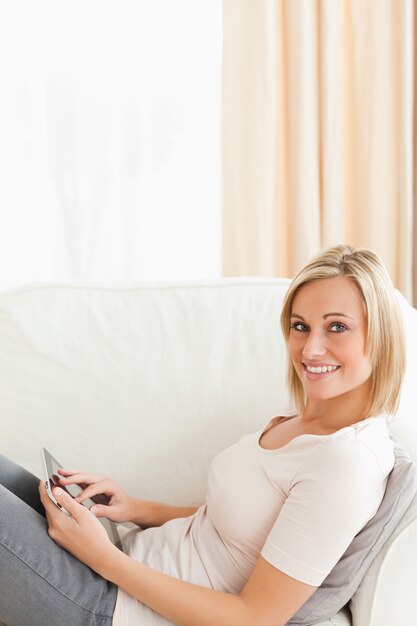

{"left": 39, "top": 481, "right": 118, "bottom": 572}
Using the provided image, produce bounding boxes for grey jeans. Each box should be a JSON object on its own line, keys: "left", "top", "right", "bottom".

{"left": 0, "top": 455, "right": 117, "bottom": 626}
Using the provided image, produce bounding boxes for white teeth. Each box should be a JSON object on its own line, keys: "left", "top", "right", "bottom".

{"left": 305, "top": 364, "right": 338, "bottom": 374}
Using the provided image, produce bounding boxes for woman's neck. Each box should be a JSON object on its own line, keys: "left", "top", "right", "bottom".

{"left": 301, "top": 378, "right": 372, "bottom": 431}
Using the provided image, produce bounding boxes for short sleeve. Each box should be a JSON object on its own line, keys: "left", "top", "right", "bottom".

{"left": 260, "top": 437, "right": 388, "bottom": 586}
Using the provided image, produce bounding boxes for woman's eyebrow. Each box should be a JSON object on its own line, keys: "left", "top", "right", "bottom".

{"left": 323, "top": 312, "right": 354, "bottom": 319}
{"left": 290, "top": 312, "right": 354, "bottom": 320}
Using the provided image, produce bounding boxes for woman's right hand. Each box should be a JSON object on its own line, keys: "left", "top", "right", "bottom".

{"left": 57, "top": 469, "right": 137, "bottom": 523}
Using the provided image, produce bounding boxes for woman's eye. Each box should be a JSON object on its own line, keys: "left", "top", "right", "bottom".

{"left": 290, "top": 322, "right": 309, "bottom": 332}
{"left": 329, "top": 322, "right": 347, "bottom": 333}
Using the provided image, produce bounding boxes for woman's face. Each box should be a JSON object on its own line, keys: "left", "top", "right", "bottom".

{"left": 288, "top": 276, "right": 372, "bottom": 405}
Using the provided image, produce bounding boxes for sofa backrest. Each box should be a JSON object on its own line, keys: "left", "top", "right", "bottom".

{"left": 1, "top": 279, "right": 416, "bottom": 505}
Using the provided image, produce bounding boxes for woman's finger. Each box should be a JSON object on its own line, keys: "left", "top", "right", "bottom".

{"left": 39, "top": 481, "right": 67, "bottom": 521}
{"left": 74, "top": 480, "right": 113, "bottom": 505}
{"left": 58, "top": 472, "right": 107, "bottom": 486}
{"left": 38, "top": 480, "right": 52, "bottom": 508}
{"left": 88, "top": 503, "right": 112, "bottom": 518}
{"left": 52, "top": 487, "right": 87, "bottom": 522}
{"left": 57, "top": 468, "right": 81, "bottom": 476}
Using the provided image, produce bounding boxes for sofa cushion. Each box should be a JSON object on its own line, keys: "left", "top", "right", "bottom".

{"left": 0, "top": 280, "right": 294, "bottom": 503}
{"left": 287, "top": 440, "right": 417, "bottom": 625}
{"left": 349, "top": 490, "right": 417, "bottom": 625}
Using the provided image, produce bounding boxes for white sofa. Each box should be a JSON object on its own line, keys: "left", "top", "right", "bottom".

{"left": 1, "top": 278, "right": 416, "bottom": 626}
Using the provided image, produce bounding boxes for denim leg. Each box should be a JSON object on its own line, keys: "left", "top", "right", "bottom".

{"left": 0, "top": 483, "right": 117, "bottom": 626}
{"left": 0, "top": 454, "right": 45, "bottom": 516}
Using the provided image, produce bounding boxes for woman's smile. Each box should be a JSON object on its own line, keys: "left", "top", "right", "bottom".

{"left": 302, "top": 362, "right": 341, "bottom": 379}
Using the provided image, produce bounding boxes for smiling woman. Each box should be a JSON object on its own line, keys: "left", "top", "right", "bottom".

{"left": 280, "top": 244, "right": 406, "bottom": 423}
{"left": 288, "top": 277, "right": 373, "bottom": 432}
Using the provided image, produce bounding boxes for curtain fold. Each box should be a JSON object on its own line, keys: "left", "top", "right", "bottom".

{"left": 223, "top": 0, "right": 414, "bottom": 302}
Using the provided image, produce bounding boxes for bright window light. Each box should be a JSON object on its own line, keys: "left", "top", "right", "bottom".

{"left": 0, "top": 1, "right": 222, "bottom": 286}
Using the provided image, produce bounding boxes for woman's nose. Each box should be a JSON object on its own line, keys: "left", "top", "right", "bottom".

{"left": 302, "top": 331, "right": 327, "bottom": 359}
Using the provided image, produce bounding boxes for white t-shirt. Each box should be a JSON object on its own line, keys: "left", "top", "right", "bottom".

{"left": 112, "top": 414, "right": 394, "bottom": 625}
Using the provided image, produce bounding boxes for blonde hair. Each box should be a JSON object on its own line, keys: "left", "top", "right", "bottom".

{"left": 280, "top": 244, "right": 406, "bottom": 418}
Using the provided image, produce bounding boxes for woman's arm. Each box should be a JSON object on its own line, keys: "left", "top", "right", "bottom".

{"left": 127, "top": 499, "right": 199, "bottom": 528}
{"left": 99, "top": 549, "right": 317, "bottom": 626}
{"left": 40, "top": 484, "right": 317, "bottom": 626}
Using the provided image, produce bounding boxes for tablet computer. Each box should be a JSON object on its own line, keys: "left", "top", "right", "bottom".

{"left": 42, "top": 447, "right": 123, "bottom": 550}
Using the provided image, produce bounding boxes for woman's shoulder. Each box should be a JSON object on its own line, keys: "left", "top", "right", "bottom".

{"left": 307, "top": 414, "right": 394, "bottom": 477}
{"left": 352, "top": 413, "right": 395, "bottom": 475}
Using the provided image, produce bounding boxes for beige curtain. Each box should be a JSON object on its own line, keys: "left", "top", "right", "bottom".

{"left": 223, "top": 0, "right": 414, "bottom": 303}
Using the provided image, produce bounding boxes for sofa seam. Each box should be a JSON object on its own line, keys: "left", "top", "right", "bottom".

{"left": 0, "top": 278, "right": 292, "bottom": 300}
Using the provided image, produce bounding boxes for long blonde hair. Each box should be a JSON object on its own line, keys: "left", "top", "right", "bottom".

{"left": 280, "top": 244, "right": 406, "bottom": 417}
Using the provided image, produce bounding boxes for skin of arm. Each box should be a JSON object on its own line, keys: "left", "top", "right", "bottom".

{"left": 127, "top": 500, "right": 199, "bottom": 528}
{"left": 39, "top": 483, "right": 317, "bottom": 626}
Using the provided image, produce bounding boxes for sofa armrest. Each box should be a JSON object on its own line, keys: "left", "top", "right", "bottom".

{"left": 349, "top": 492, "right": 417, "bottom": 626}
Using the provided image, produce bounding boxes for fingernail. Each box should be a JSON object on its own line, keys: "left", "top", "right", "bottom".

{"left": 54, "top": 488, "right": 63, "bottom": 496}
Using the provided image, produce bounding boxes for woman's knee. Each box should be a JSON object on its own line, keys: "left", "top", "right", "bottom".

{"left": 0, "top": 455, "right": 45, "bottom": 516}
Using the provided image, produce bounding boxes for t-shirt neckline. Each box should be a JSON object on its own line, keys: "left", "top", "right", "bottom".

{"left": 257, "top": 413, "right": 384, "bottom": 453}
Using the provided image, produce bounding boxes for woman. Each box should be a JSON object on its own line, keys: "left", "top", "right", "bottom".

{"left": 0, "top": 244, "right": 405, "bottom": 626}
